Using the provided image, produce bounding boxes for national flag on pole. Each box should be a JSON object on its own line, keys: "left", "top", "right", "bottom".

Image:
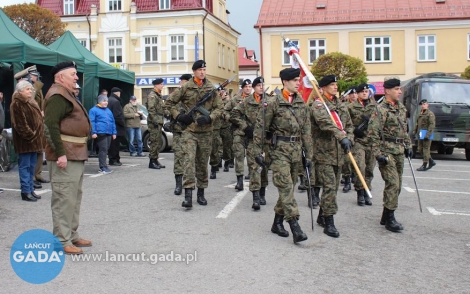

{"left": 286, "top": 41, "right": 313, "bottom": 103}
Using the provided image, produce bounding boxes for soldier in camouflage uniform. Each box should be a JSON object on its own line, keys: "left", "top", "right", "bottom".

{"left": 311, "top": 75, "right": 354, "bottom": 238}
{"left": 340, "top": 87, "right": 357, "bottom": 192}
{"left": 368, "top": 78, "right": 411, "bottom": 232}
{"left": 163, "top": 74, "right": 192, "bottom": 195}
{"left": 146, "top": 78, "right": 165, "bottom": 169}
{"left": 413, "top": 99, "right": 436, "bottom": 171}
{"left": 167, "top": 60, "right": 222, "bottom": 208}
{"left": 227, "top": 79, "right": 252, "bottom": 191}
{"left": 254, "top": 68, "right": 313, "bottom": 243}
{"left": 219, "top": 90, "right": 233, "bottom": 172}
{"left": 348, "top": 84, "right": 376, "bottom": 206}
{"left": 209, "top": 90, "right": 223, "bottom": 179}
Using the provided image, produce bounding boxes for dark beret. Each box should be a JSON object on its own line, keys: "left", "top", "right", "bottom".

{"left": 241, "top": 79, "right": 252, "bottom": 88}
{"left": 152, "top": 78, "right": 164, "bottom": 85}
{"left": 349, "top": 86, "right": 357, "bottom": 94}
{"left": 356, "top": 83, "right": 369, "bottom": 93}
{"left": 319, "top": 75, "right": 337, "bottom": 87}
{"left": 192, "top": 60, "right": 206, "bottom": 70}
{"left": 179, "top": 74, "right": 192, "bottom": 81}
{"left": 279, "top": 68, "right": 301, "bottom": 81}
{"left": 419, "top": 99, "right": 428, "bottom": 105}
{"left": 111, "top": 87, "right": 122, "bottom": 93}
{"left": 51, "top": 61, "right": 77, "bottom": 77}
{"left": 252, "top": 77, "right": 264, "bottom": 88}
{"left": 383, "top": 78, "right": 401, "bottom": 89}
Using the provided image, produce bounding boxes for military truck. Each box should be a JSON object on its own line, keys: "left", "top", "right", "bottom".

{"left": 401, "top": 72, "right": 470, "bottom": 161}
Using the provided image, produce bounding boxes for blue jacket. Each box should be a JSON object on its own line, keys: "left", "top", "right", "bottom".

{"left": 89, "top": 105, "right": 117, "bottom": 135}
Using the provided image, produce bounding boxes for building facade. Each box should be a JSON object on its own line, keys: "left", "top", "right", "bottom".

{"left": 238, "top": 47, "right": 259, "bottom": 85}
{"left": 38, "top": 0, "right": 240, "bottom": 102}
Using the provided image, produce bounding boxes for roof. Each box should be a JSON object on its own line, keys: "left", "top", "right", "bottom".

{"left": 255, "top": 0, "right": 470, "bottom": 28}
{"left": 238, "top": 47, "right": 259, "bottom": 68}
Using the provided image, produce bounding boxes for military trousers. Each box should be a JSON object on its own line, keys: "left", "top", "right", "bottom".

{"left": 48, "top": 160, "right": 85, "bottom": 246}
{"left": 418, "top": 139, "right": 432, "bottom": 163}
{"left": 352, "top": 142, "right": 375, "bottom": 191}
{"left": 173, "top": 131, "right": 184, "bottom": 175}
{"left": 246, "top": 140, "right": 269, "bottom": 191}
{"left": 219, "top": 127, "right": 233, "bottom": 161}
{"left": 317, "top": 164, "right": 341, "bottom": 216}
{"left": 181, "top": 131, "right": 212, "bottom": 189}
{"left": 341, "top": 154, "right": 352, "bottom": 178}
{"left": 378, "top": 153, "right": 404, "bottom": 211}
{"left": 232, "top": 135, "right": 245, "bottom": 176}
{"left": 148, "top": 123, "right": 163, "bottom": 160}
{"left": 209, "top": 129, "right": 222, "bottom": 167}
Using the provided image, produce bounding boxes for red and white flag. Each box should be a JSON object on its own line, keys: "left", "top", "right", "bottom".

{"left": 286, "top": 41, "right": 313, "bottom": 103}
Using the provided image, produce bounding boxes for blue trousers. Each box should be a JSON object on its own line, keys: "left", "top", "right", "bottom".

{"left": 126, "top": 127, "right": 143, "bottom": 155}
{"left": 18, "top": 152, "right": 37, "bottom": 193}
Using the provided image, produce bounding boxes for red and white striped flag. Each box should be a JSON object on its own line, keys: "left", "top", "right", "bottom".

{"left": 286, "top": 41, "right": 313, "bottom": 103}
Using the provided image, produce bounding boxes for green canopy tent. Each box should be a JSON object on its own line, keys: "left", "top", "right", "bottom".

{"left": 48, "top": 31, "right": 135, "bottom": 111}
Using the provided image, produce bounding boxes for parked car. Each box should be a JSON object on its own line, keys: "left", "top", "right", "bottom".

{"left": 138, "top": 104, "right": 173, "bottom": 152}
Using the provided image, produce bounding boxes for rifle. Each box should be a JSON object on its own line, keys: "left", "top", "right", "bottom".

{"left": 178, "top": 75, "right": 236, "bottom": 130}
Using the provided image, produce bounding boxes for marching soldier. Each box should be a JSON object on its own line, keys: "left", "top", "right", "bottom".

{"left": 340, "top": 86, "right": 357, "bottom": 192}
{"left": 348, "top": 84, "right": 376, "bottom": 206}
{"left": 209, "top": 90, "right": 223, "bottom": 179}
{"left": 311, "top": 75, "right": 354, "bottom": 238}
{"left": 227, "top": 79, "right": 252, "bottom": 191}
{"left": 254, "top": 68, "right": 313, "bottom": 243}
{"left": 167, "top": 60, "right": 222, "bottom": 208}
{"left": 368, "top": 78, "right": 411, "bottom": 232}
{"left": 413, "top": 99, "right": 436, "bottom": 171}
{"left": 146, "top": 78, "right": 166, "bottom": 169}
{"left": 219, "top": 90, "right": 234, "bottom": 172}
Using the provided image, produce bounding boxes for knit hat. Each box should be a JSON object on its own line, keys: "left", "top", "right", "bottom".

{"left": 97, "top": 94, "right": 108, "bottom": 104}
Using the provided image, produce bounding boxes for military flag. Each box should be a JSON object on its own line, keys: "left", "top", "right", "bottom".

{"left": 285, "top": 40, "right": 313, "bottom": 103}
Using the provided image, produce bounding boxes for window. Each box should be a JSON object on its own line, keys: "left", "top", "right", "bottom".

{"left": 222, "top": 45, "right": 225, "bottom": 68}
{"left": 218, "top": 43, "right": 221, "bottom": 67}
{"left": 108, "top": 38, "right": 123, "bottom": 63}
{"left": 308, "top": 39, "right": 326, "bottom": 64}
{"left": 144, "top": 37, "right": 158, "bottom": 62}
{"left": 159, "top": 0, "right": 170, "bottom": 10}
{"left": 365, "top": 37, "right": 391, "bottom": 62}
{"left": 418, "top": 35, "right": 436, "bottom": 61}
{"left": 79, "top": 39, "right": 87, "bottom": 49}
{"left": 170, "top": 35, "right": 184, "bottom": 61}
{"left": 64, "top": 0, "right": 74, "bottom": 15}
{"left": 233, "top": 49, "right": 235, "bottom": 72}
{"left": 227, "top": 47, "right": 231, "bottom": 71}
{"left": 108, "top": 0, "right": 122, "bottom": 11}
{"left": 283, "top": 39, "right": 299, "bottom": 65}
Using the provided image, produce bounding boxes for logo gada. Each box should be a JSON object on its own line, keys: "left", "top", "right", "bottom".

{"left": 10, "top": 229, "right": 65, "bottom": 284}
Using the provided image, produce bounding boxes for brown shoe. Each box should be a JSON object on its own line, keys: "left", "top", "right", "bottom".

{"left": 73, "top": 238, "right": 92, "bottom": 247}
{"left": 64, "top": 245, "right": 83, "bottom": 255}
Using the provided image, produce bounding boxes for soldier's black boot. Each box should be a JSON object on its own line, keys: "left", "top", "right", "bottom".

{"left": 259, "top": 187, "right": 266, "bottom": 205}
{"left": 340, "top": 177, "right": 345, "bottom": 184}
{"left": 287, "top": 218, "right": 308, "bottom": 243}
{"left": 182, "top": 189, "right": 192, "bottom": 208}
{"left": 174, "top": 174, "right": 183, "bottom": 195}
{"left": 342, "top": 176, "right": 351, "bottom": 193}
{"left": 223, "top": 161, "right": 230, "bottom": 172}
{"left": 235, "top": 175, "right": 244, "bottom": 191}
{"left": 271, "top": 214, "right": 289, "bottom": 237}
{"left": 252, "top": 191, "right": 261, "bottom": 210}
{"left": 380, "top": 207, "right": 387, "bottom": 225}
{"left": 244, "top": 174, "right": 250, "bottom": 180}
{"left": 228, "top": 159, "right": 234, "bottom": 168}
{"left": 148, "top": 159, "right": 160, "bottom": 169}
{"left": 218, "top": 158, "right": 223, "bottom": 168}
{"left": 197, "top": 188, "right": 207, "bottom": 205}
{"left": 298, "top": 176, "right": 307, "bottom": 191}
{"left": 156, "top": 160, "right": 165, "bottom": 168}
{"left": 323, "top": 215, "right": 340, "bottom": 238}
{"left": 357, "top": 189, "right": 365, "bottom": 206}
{"left": 317, "top": 207, "right": 325, "bottom": 227}
{"left": 210, "top": 166, "right": 217, "bottom": 179}
{"left": 313, "top": 187, "right": 321, "bottom": 208}
{"left": 417, "top": 163, "right": 428, "bottom": 171}
{"left": 363, "top": 189, "right": 372, "bottom": 206}
{"left": 384, "top": 207, "right": 403, "bottom": 232}
{"left": 428, "top": 158, "right": 436, "bottom": 169}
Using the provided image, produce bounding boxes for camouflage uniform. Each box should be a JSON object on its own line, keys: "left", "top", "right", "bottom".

{"left": 146, "top": 90, "right": 164, "bottom": 161}
{"left": 209, "top": 112, "right": 222, "bottom": 168}
{"left": 226, "top": 94, "right": 248, "bottom": 176}
{"left": 163, "top": 89, "right": 184, "bottom": 175}
{"left": 368, "top": 100, "right": 411, "bottom": 211}
{"left": 413, "top": 109, "right": 435, "bottom": 163}
{"left": 220, "top": 98, "right": 233, "bottom": 163}
{"left": 167, "top": 78, "right": 222, "bottom": 189}
{"left": 253, "top": 93, "right": 313, "bottom": 221}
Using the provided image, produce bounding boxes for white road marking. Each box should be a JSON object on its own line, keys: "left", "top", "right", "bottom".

{"left": 89, "top": 173, "right": 105, "bottom": 178}
{"left": 403, "top": 176, "right": 468, "bottom": 181}
{"left": 425, "top": 170, "right": 470, "bottom": 173}
{"left": 405, "top": 187, "right": 470, "bottom": 195}
{"left": 404, "top": 187, "right": 415, "bottom": 193}
{"left": 426, "top": 207, "right": 470, "bottom": 216}
{"left": 216, "top": 187, "right": 249, "bottom": 219}
{"left": 0, "top": 188, "right": 51, "bottom": 194}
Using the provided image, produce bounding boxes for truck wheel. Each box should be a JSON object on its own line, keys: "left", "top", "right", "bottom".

{"left": 466, "top": 148, "right": 470, "bottom": 161}
{"left": 437, "top": 146, "right": 446, "bottom": 154}
{"left": 445, "top": 147, "right": 454, "bottom": 155}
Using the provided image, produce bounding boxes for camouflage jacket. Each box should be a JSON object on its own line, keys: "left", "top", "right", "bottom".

{"left": 231, "top": 93, "right": 262, "bottom": 135}
{"left": 413, "top": 109, "right": 435, "bottom": 139}
{"left": 253, "top": 92, "right": 313, "bottom": 159}
{"left": 310, "top": 95, "right": 354, "bottom": 166}
{"left": 347, "top": 99, "right": 377, "bottom": 146}
{"left": 368, "top": 100, "right": 411, "bottom": 157}
{"left": 226, "top": 94, "right": 248, "bottom": 136}
{"left": 167, "top": 78, "right": 222, "bottom": 133}
{"left": 220, "top": 98, "right": 232, "bottom": 129}
{"left": 146, "top": 90, "right": 164, "bottom": 126}
{"left": 163, "top": 88, "right": 182, "bottom": 133}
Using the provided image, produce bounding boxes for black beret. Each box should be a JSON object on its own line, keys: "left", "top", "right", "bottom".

{"left": 319, "top": 75, "right": 337, "bottom": 87}
{"left": 241, "top": 79, "right": 252, "bottom": 88}
{"left": 279, "top": 68, "right": 300, "bottom": 81}
{"left": 356, "top": 83, "right": 369, "bottom": 93}
{"left": 111, "top": 87, "right": 122, "bottom": 93}
{"left": 192, "top": 60, "right": 206, "bottom": 70}
{"left": 152, "top": 78, "right": 164, "bottom": 85}
{"left": 252, "top": 77, "right": 264, "bottom": 88}
{"left": 51, "top": 61, "right": 76, "bottom": 77}
{"left": 383, "top": 78, "right": 401, "bottom": 89}
{"left": 419, "top": 99, "right": 428, "bottom": 105}
{"left": 179, "top": 74, "right": 192, "bottom": 81}
{"left": 349, "top": 86, "right": 357, "bottom": 94}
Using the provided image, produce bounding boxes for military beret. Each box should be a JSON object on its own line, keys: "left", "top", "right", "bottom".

{"left": 241, "top": 79, "right": 252, "bottom": 88}
{"left": 111, "top": 87, "right": 122, "bottom": 93}
{"left": 14, "top": 68, "right": 30, "bottom": 80}
{"left": 192, "top": 60, "right": 206, "bottom": 70}
{"left": 319, "top": 75, "right": 337, "bottom": 87}
{"left": 383, "top": 78, "right": 401, "bottom": 89}
{"left": 152, "top": 78, "right": 164, "bottom": 85}
{"left": 179, "top": 74, "right": 192, "bottom": 81}
{"left": 252, "top": 77, "right": 264, "bottom": 88}
{"left": 349, "top": 86, "right": 357, "bottom": 94}
{"left": 279, "top": 68, "right": 300, "bottom": 81}
{"left": 27, "top": 65, "right": 39, "bottom": 76}
{"left": 51, "top": 61, "right": 77, "bottom": 77}
{"left": 419, "top": 99, "right": 428, "bottom": 105}
{"left": 356, "top": 83, "right": 369, "bottom": 93}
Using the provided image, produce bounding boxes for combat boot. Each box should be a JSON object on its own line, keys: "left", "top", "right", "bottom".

{"left": 298, "top": 176, "right": 307, "bottom": 191}
{"left": 210, "top": 166, "right": 217, "bottom": 179}
{"left": 357, "top": 189, "right": 365, "bottom": 206}
{"left": 428, "top": 158, "right": 437, "bottom": 169}
{"left": 323, "top": 215, "right": 340, "bottom": 238}
{"left": 317, "top": 207, "right": 325, "bottom": 227}
{"left": 235, "top": 175, "right": 244, "bottom": 191}
{"left": 313, "top": 187, "right": 321, "bottom": 208}
{"left": 417, "top": 163, "right": 428, "bottom": 171}
{"left": 182, "top": 189, "right": 192, "bottom": 208}
{"left": 228, "top": 159, "right": 234, "bottom": 168}
{"left": 244, "top": 174, "right": 250, "bottom": 180}
{"left": 197, "top": 188, "right": 207, "bottom": 205}
{"left": 363, "top": 189, "right": 372, "bottom": 206}
{"left": 223, "top": 161, "right": 230, "bottom": 172}
{"left": 252, "top": 191, "right": 261, "bottom": 210}
{"left": 174, "top": 174, "right": 183, "bottom": 195}
{"left": 148, "top": 159, "right": 160, "bottom": 169}
{"left": 218, "top": 158, "right": 223, "bottom": 168}
{"left": 156, "top": 160, "right": 165, "bottom": 168}
{"left": 287, "top": 218, "right": 308, "bottom": 243}
{"left": 384, "top": 207, "right": 403, "bottom": 232}
{"left": 259, "top": 187, "right": 266, "bottom": 205}
{"left": 342, "top": 176, "right": 351, "bottom": 193}
{"left": 271, "top": 214, "right": 289, "bottom": 237}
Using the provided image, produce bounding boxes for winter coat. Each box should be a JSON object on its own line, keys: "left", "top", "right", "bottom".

{"left": 89, "top": 105, "right": 117, "bottom": 136}
{"left": 123, "top": 103, "right": 143, "bottom": 128}
{"left": 107, "top": 93, "right": 126, "bottom": 136}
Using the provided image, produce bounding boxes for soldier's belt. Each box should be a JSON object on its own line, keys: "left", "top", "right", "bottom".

{"left": 276, "top": 135, "right": 301, "bottom": 142}
{"left": 384, "top": 138, "right": 405, "bottom": 144}
{"left": 60, "top": 134, "right": 88, "bottom": 144}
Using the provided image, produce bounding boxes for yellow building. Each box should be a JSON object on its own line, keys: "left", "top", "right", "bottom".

{"left": 255, "top": 0, "right": 470, "bottom": 94}
{"left": 38, "top": 0, "right": 240, "bottom": 102}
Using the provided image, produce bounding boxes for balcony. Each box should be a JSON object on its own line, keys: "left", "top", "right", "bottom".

{"left": 137, "top": 0, "right": 213, "bottom": 12}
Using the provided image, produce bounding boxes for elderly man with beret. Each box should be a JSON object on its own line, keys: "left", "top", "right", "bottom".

{"left": 146, "top": 78, "right": 166, "bottom": 169}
